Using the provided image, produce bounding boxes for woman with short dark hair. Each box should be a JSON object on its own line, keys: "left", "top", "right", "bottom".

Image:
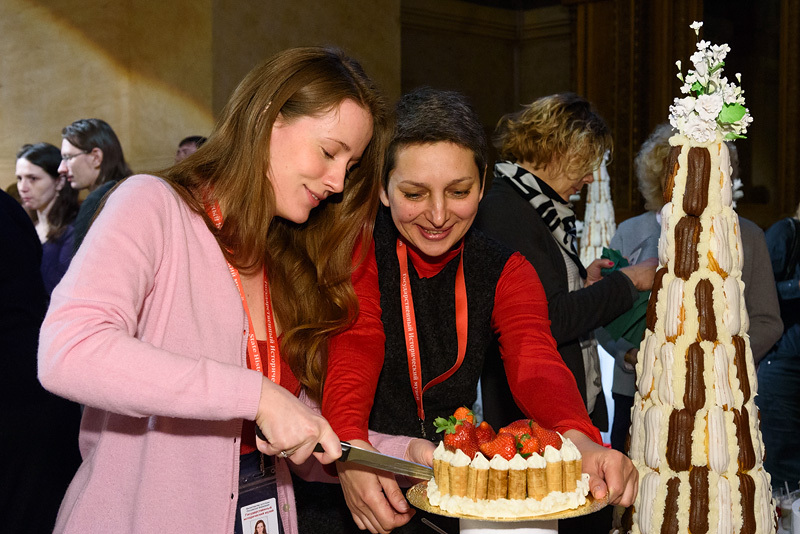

{"left": 307, "top": 87, "right": 638, "bottom": 534}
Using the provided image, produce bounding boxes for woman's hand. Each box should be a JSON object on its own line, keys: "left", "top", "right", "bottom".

{"left": 623, "top": 347, "right": 639, "bottom": 370}
{"left": 619, "top": 257, "right": 658, "bottom": 291}
{"left": 564, "top": 430, "right": 638, "bottom": 506}
{"left": 337, "top": 439, "right": 417, "bottom": 534}
{"left": 585, "top": 258, "right": 614, "bottom": 287}
{"left": 254, "top": 377, "right": 341, "bottom": 465}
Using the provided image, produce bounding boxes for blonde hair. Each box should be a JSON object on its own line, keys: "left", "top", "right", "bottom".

{"left": 494, "top": 93, "right": 612, "bottom": 181}
{"left": 634, "top": 123, "right": 676, "bottom": 211}
{"left": 160, "top": 47, "right": 390, "bottom": 401}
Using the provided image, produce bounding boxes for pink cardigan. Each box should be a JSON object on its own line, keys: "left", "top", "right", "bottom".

{"left": 38, "top": 175, "right": 296, "bottom": 533}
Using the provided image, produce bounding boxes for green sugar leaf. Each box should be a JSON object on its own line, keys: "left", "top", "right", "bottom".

{"left": 724, "top": 132, "right": 747, "bottom": 140}
{"left": 719, "top": 102, "right": 746, "bottom": 123}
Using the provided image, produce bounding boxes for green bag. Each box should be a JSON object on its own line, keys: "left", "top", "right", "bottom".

{"left": 600, "top": 247, "right": 650, "bottom": 346}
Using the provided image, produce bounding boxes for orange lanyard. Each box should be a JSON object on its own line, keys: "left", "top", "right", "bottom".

{"left": 396, "top": 239, "right": 468, "bottom": 425}
{"left": 206, "top": 201, "right": 280, "bottom": 384}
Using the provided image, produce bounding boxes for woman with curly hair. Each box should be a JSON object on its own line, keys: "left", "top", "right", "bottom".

{"left": 38, "top": 46, "right": 390, "bottom": 534}
{"left": 16, "top": 142, "right": 80, "bottom": 295}
{"left": 474, "top": 92, "right": 656, "bottom": 534}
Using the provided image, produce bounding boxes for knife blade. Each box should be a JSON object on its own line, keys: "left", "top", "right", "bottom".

{"left": 315, "top": 442, "right": 433, "bottom": 480}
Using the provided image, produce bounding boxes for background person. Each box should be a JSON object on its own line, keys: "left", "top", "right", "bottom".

{"left": 174, "top": 135, "right": 207, "bottom": 163}
{"left": 0, "top": 189, "right": 82, "bottom": 533}
{"left": 474, "top": 93, "right": 655, "bottom": 431}
{"left": 37, "top": 46, "right": 390, "bottom": 534}
{"left": 757, "top": 200, "right": 800, "bottom": 489}
{"left": 299, "top": 87, "right": 638, "bottom": 534}
{"left": 473, "top": 93, "right": 655, "bottom": 534}
{"left": 57, "top": 118, "right": 133, "bottom": 255}
{"left": 16, "top": 142, "right": 80, "bottom": 295}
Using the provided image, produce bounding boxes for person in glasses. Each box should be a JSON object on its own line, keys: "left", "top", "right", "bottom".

{"left": 16, "top": 142, "right": 80, "bottom": 295}
{"left": 57, "top": 118, "right": 133, "bottom": 255}
{"left": 297, "top": 87, "right": 638, "bottom": 534}
{"left": 37, "top": 47, "right": 390, "bottom": 534}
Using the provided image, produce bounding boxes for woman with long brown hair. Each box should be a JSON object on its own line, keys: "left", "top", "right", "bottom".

{"left": 16, "top": 142, "right": 80, "bottom": 295}
{"left": 38, "top": 46, "right": 390, "bottom": 534}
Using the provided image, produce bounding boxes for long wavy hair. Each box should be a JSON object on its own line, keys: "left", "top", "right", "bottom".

{"left": 494, "top": 92, "right": 612, "bottom": 181}
{"left": 159, "top": 47, "right": 390, "bottom": 402}
{"left": 17, "top": 142, "right": 80, "bottom": 241}
{"left": 61, "top": 118, "right": 132, "bottom": 188}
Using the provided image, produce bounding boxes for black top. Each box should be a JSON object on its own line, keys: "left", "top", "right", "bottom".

{"left": 370, "top": 207, "right": 513, "bottom": 439}
{"left": 474, "top": 174, "right": 638, "bottom": 430}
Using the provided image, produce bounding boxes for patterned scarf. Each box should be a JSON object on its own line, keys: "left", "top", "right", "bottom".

{"left": 494, "top": 161, "right": 587, "bottom": 279}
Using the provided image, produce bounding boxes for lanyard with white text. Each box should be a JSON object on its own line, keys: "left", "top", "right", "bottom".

{"left": 207, "top": 201, "right": 280, "bottom": 384}
{"left": 396, "top": 239, "right": 468, "bottom": 432}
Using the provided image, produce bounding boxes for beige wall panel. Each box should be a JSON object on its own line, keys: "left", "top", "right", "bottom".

{"left": 517, "top": 7, "right": 572, "bottom": 106}
{"left": 2, "top": 0, "right": 400, "bottom": 191}
{"left": 400, "top": 27, "right": 515, "bottom": 128}
{"left": 211, "top": 0, "right": 401, "bottom": 116}
{"left": 1, "top": 0, "right": 214, "bottom": 189}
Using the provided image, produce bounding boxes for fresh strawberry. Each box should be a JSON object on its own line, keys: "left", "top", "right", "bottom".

{"left": 453, "top": 406, "right": 475, "bottom": 425}
{"left": 531, "top": 425, "right": 562, "bottom": 454}
{"left": 434, "top": 416, "right": 480, "bottom": 458}
{"left": 518, "top": 434, "right": 541, "bottom": 458}
{"left": 499, "top": 419, "right": 533, "bottom": 441}
{"left": 479, "top": 432, "right": 517, "bottom": 460}
{"left": 474, "top": 421, "right": 496, "bottom": 446}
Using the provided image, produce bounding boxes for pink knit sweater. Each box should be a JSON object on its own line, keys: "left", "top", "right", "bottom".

{"left": 38, "top": 175, "right": 295, "bottom": 533}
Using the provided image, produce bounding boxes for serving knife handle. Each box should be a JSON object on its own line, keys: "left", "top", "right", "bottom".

{"left": 315, "top": 442, "right": 351, "bottom": 459}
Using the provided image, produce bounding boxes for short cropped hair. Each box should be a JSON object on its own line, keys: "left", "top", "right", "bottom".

{"left": 179, "top": 135, "right": 207, "bottom": 147}
{"left": 385, "top": 86, "right": 487, "bottom": 188}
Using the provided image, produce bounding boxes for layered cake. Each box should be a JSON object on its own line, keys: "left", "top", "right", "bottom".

{"left": 579, "top": 150, "right": 616, "bottom": 267}
{"left": 426, "top": 410, "right": 590, "bottom": 518}
{"left": 625, "top": 22, "right": 775, "bottom": 534}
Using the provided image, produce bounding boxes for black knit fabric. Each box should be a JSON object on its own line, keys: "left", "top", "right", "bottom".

{"left": 369, "top": 207, "right": 511, "bottom": 440}
{"left": 294, "top": 207, "right": 514, "bottom": 534}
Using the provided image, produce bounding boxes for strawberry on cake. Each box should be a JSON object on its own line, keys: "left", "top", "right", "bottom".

{"left": 426, "top": 408, "right": 590, "bottom": 518}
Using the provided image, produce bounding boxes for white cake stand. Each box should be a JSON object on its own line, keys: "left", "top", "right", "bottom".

{"left": 459, "top": 518, "right": 557, "bottom": 533}
{"left": 407, "top": 481, "right": 606, "bottom": 534}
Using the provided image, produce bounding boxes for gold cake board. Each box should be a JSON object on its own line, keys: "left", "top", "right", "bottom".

{"left": 406, "top": 481, "right": 608, "bottom": 522}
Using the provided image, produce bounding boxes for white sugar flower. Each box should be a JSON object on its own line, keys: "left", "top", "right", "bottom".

{"left": 696, "top": 94, "right": 724, "bottom": 121}
{"left": 670, "top": 21, "right": 751, "bottom": 140}
{"left": 690, "top": 51, "right": 708, "bottom": 77}
{"left": 684, "top": 114, "right": 716, "bottom": 143}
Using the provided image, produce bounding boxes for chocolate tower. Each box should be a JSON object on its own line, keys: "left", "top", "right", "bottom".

{"left": 625, "top": 22, "right": 775, "bottom": 534}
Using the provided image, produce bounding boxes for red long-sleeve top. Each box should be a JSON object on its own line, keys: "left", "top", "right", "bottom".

{"left": 322, "top": 239, "right": 602, "bottom": 445}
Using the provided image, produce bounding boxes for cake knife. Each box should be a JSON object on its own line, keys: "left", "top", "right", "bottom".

{"left": 314, "top": 442, "right": 433, "bottom": 480}
{"left": 256, "top": 427, "right": 432, "bottom": 479}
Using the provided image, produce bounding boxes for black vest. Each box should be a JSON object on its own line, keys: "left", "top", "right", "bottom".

{"left": 369, "top": 208, "right": 513, "bottom": 439}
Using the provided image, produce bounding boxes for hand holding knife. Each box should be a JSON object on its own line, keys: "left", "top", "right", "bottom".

{"left": 256, "top": 425, "right": 432, "bottom": 479}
